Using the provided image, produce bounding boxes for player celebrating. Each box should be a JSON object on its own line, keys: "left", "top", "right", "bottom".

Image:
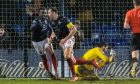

{"left": 124, "top": 0, "right": 140, "bottom": 77}
{"left": 30, "top": 7, "right": 59, "bottom": 79}
{"left": 74, "top": 42, "right": 116, "bottom": 80}
{"left": 47, "top": 7, "right": 78, "bottom": 81}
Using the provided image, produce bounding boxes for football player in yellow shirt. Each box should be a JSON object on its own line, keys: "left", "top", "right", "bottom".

{"left": 74, "top": 42, "right": 116, "bottom": 80}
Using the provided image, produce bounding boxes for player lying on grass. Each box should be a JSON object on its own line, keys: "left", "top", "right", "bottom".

{"left": 74, "top": 42, "right": 116, "bottom": 80}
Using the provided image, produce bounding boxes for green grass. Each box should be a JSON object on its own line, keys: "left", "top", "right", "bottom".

{"left": 0, "top": 78, "right": 140, "bottom": 84}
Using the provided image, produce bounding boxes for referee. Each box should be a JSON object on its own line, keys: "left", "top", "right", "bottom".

{"left": 124, "top": 0, "right": 140, "bottom": 77}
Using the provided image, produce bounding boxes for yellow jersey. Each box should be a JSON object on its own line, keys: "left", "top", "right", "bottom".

{"left": 75, "top": 47, "right": 109, "bottom": 76}
{"left": 81, "top": 47, "right": 108, "bottom": 70}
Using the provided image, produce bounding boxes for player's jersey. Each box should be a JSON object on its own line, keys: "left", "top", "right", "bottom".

{"left": 30, "top": 17, "right": 52, "bottom": 42}
{"left": 50, "top": 16, "right": 74, "bottom": 41}
{"left": 125, "top": 8, "right": 140, "bottom": 33}
{"left": 82, "top": 47, "right": 108, "bottom": 70}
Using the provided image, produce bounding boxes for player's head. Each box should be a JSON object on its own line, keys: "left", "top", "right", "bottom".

{"left": 39, "top": 7, "right": 47, "bottom": 19}
{"left": 133, "top": 0, "right": 140, "bottom": 7}
{"left": 97, "top": 42, "right": 109, "bottom": 52}
{"left": 47, "top": 7, "right": 58, "bottom": 21}
{"left": 73, "top": 20, "right": 80, "bottom": 29}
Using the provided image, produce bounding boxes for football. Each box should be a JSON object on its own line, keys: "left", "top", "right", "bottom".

{"left": 38, "top": 62, "right": 45, "bottom": 70}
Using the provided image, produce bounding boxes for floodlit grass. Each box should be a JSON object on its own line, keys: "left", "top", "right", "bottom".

{"left": 0, "top": 78, "right": 140, "bottom": 84}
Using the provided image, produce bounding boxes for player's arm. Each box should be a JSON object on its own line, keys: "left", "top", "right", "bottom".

{"left": 98, "top": 53, "right": 109, "bottom": 68}
{"left": 124, "top": 11, "right": 131, "bottom": 29}
{"left": 48, "top": 31, "right": 56, "bottom": 45}
{"left": 63, "top": 18, "right": 77, "bottom": 41}
{"left": 96, "top": 50, "right": 108, "bottom": 63}
{"left": 30, "top": 20, "right": 38, "bottom": 31}
{"left": 97, "top": 49, "right": 116, "bottom": 68}
{"left": 92, "top": 49, "right": 108, "bottom": 68}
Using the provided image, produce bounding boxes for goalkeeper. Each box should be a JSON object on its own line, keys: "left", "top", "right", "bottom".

{"left": 74, "top": 42, "right": 116, "bottom": 80}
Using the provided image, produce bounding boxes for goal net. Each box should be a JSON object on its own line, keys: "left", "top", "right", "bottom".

{"left": 0, "top": 0, "right": 136, "bottom": 78}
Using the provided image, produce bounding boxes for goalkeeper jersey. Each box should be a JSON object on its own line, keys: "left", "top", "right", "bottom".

{"left": 82, "top": 47, "right": 108, "bottom": 70}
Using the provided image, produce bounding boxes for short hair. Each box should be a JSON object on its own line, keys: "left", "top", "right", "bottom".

{"left": 133, "top": 0, "right": 140, "bottom": 6}
{"left": 48, "top": 7, "right": 58, "bottom": 13}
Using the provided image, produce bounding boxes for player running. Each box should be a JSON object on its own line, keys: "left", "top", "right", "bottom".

{"left": 30, "top": 7, "right": 59, "bottom": 79}
{"left": 47, "top": 7, "right": 79, "bottom": 81}
{"left": 124, "top": 0, "right": 140, "bottom": 77}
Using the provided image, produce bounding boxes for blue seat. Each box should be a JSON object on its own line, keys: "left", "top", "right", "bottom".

{"left": 102, "top": 25, "right": 118, "bottom": 35}
{"left": 82, "top": 38, "right": 92, "bottom": 47}
{"left": 92, "top": 22, "right": 103, "bottom": 34}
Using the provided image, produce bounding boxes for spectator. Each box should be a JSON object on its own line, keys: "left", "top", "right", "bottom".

{"left": 0, "top": 22, "right": 17, "bottom": 53}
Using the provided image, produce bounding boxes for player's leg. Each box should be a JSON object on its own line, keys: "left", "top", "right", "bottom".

{"left": 62, "top": 37, "right": 78, "bottom": 81}
{"left": 74, "top": 58, "right": 100, "bottom": 68}
{"left": 32, "top": 41, "right": 50, "bottom": 72}
{"left": 76, "top": 65, "right": 100, "bottom": 81}
{"left": 130, "top": 50, "right": 139, "bottom": 77}
{"left": 32, "top": 41, "right": 56, "bottom": 79}
{"left": 63, "top": 47, "right": 78, "bottom": 81}
{"left": 46, "top": 44, "right": 59, "bottom": 78}
{"left": 40, "top": 38, "right": 58, "bottom": 79}
{"left": 130, "top": 34, "right": 140, "bottom": 77}
{"left": 75, "top": 57, "right": 91, "bottom": 65}
{"left": 73, "top": 48, "right": 100, "bottom": 68}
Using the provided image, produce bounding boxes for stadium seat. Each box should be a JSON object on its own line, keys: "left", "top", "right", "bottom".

{"left": 92, "top": 22, "right": 103, "bottom": 34}
{"left": 82, "top": 38, "right": 92, "bottom": 46}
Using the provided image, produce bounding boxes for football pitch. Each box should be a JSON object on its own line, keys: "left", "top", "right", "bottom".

{"left": 0, "top": 78, "right": 140, "bottom": 84}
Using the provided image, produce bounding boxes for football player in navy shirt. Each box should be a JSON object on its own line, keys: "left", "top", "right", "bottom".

{"left": 47, "top": 7, "right": 78, "bottom": 81}
{"left": 30, "top": 7, "right": 59, "bottom": 79}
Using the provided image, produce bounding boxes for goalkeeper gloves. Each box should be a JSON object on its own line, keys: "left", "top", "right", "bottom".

{"left": 110, "top": 49, "right": 116, "bottom": 56}
{"left": 109, "top": 49, "right": 116, "bottom": 62}
{"left": 109, "top": 56, "right": 115, "bottom": 63}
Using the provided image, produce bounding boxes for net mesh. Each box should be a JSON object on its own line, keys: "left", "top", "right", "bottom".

{"left": 0, "top": 0, "right": 135, "bottom": 78}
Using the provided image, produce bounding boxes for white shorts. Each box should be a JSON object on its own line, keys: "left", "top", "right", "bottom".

{"left": 32, "top": 38, "right": 50, "bottom": 55}
{"left": 61, "top": 36, "right": 75, "bottom": 49}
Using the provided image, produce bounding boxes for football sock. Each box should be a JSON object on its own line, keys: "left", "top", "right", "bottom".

{"left": 40, "top": 54, "right": 50, "bottom": 72}
{"left": 51, "top": 53, "right": 58, "bottom": 75}
{"left": 66, "top": 58, "right": 76, "bottom": 77}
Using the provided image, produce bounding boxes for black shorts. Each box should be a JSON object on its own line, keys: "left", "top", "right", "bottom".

{"left": 131, "top": 33, "right": 140, "bottom": 51}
